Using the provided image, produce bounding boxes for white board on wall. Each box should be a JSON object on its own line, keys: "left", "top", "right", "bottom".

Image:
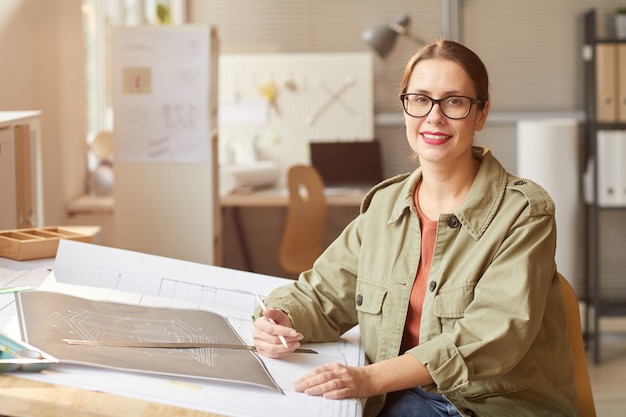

{"left": 112, "top": 25, "right": 219, "bottom": 265}
{"left": 218, "top": 52, "right": 374, "bottom": 176}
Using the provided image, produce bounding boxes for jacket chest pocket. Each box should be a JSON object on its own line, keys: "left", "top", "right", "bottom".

{"left": 355, "top": 281, "right": 387, "bottom": 314}
{"left": 355, "top": 281, "right": 388, "bottom": 351}
{"left": 433, "top": 286, "right": 474, "bottom": 332}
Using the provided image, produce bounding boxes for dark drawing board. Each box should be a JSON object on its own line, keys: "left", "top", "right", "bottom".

{"left": 16, "top": 290, "right": 280, "bottom": 392}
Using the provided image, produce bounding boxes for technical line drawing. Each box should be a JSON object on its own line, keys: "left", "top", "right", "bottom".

{"left": 56, "top": 308, "right": 219, "bottom": 367}
{"left": 17, "top": 291, "right": 281, "bottom": 392}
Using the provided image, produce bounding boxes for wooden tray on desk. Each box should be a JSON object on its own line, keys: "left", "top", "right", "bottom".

{"left": 0, "top": 227, "right": 92, "bottom": 260}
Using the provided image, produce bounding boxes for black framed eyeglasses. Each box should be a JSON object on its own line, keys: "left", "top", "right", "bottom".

{"left": 400, "top": 93, "right": 483, "bottom": 120}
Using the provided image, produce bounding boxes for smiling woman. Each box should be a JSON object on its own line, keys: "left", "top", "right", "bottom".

{"left": 252, "top": 39, "right": 578, "bottom": 417}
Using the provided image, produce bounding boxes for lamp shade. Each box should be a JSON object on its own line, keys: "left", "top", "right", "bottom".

{"left": 361, "top": 24, "right": 398, "bottom": 58}
{"left": 361, "top": 14, "right": 415, "bottom": 58}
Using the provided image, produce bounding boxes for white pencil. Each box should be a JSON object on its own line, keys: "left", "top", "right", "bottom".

{"left": 255, "top": 294, "right": 289, "bottom": 348}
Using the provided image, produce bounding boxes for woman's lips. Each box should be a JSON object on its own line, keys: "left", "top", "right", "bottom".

{"left": 421, "top": 132, "right": 451, "bottom": 145}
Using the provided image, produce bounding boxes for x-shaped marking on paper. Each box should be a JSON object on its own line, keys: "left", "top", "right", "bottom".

{"left": 305, "top": 77, "right": 357, "bottom": 126}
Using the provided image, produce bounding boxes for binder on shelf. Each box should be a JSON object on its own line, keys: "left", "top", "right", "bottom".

{"left": 618, "top": 44, "right": 626, "bottom": 122}
{"left": 595, "top": 43, "right": 618, "bottom": 122}
{"left": 596, "top": 130, "right": 626, "bottom": 207}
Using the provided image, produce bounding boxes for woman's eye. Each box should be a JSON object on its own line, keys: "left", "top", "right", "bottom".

{"left": 446, "top": 97, "right": 464, "bottom": 106}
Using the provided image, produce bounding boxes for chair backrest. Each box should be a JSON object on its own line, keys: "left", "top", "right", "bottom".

{"left": 558, "top": 273, "right": 596, "bottom": 417}
{"left": 278, "top": 165, "right": 327, "bottom": 276}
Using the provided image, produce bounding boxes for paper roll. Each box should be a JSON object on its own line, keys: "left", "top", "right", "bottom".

{"left": 219, "top": 161, "right": 280, "bottom": 196}
{"left": 516, "top": 119, "right": 579, "bottom": 287}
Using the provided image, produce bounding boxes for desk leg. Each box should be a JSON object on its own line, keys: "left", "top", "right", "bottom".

{"left": 227, "top": 206, "right": 254, "bottom": 272}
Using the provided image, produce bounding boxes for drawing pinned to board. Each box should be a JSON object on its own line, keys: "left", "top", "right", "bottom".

{"left": 162, "top": 103, "right": 198, "bottom": 129}
{"left": 305, "top": 77, "right": 357, "bottom": 126}
{"left": 219, "top": 98, "right": 268, "bottom": 126}
{"left": 123, "top": 67, "right": 152, "bottom": 94}
{"left": 258, "top": 81, "right": 280, "bottom": 116}
{"left": 146, "top": 135, "right": 173, "bottom": 160}
{"left": 284, "top": 77, "right": 298, "bottom": 92}
{"left": 113, "top": 26, "right": 211, "bottom": 164}
{"left": 267, "top": 128, "right": 281, "bottom": 145}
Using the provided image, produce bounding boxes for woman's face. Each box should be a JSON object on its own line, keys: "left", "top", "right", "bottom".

{"left": 403, "top": 57, "right": 489, "bottom": 167}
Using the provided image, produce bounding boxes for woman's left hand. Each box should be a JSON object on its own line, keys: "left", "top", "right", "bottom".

{"left": 292, "top": 362, "right": 377, "bottom": 399}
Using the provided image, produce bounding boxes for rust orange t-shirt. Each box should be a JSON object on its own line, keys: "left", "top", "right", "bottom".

{"left": 400, "top": 183, "right": 438, "bottom": 353}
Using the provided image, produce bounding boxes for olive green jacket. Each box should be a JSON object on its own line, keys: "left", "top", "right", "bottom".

{"left": 261, "top": 147, "right": 578, "bottom": 417}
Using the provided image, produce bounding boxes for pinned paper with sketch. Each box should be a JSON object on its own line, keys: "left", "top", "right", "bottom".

{"left": 123, "top": 67, "right": 152, "bottom": 94}
{"left": 16, "top": 291, "right": 282, "bottom": 393}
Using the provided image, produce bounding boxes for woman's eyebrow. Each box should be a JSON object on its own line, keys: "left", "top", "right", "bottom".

{"left": 405, "top": 88, "right": 467, "bottom": 96}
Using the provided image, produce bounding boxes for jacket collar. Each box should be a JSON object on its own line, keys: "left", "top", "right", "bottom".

{"left": 389, "top": 147, "right": 508, "bottom": 239}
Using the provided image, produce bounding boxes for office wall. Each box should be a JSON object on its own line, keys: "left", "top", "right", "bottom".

{"left": 0, "top": 1, "right": 623, "bottom": 280}
{"left": 0, "top": 0, "right": 87, "bottom": 232}
{"left": 189, "top": 0, "right": 621, "bottom": 175}
{"left": 191, "top": 0, "right": 621, "bottom": 111}
{"left": 190, "top": 0, "right": 623, "bottom": 280}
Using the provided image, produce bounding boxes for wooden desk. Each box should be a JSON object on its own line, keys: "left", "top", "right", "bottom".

{"left": 220, "top": 186, "right": 367, "bottom": 207}
{"left": 1, "top": 241, "right": 364, "bottom": 417}
{"left": 0, "top": 374, "right": 224, "bottom": 417}
{"left": 220, "top": 187, "right": 367, "bottom": 272}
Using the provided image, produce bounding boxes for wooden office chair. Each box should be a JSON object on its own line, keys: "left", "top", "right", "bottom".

{"left": 558, "top": 273, "right": 597, "bottom": 417}
{"left": 278, "top": 165, "right": 327, "bottom": 276}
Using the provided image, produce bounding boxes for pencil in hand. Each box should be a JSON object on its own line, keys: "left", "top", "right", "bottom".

{"left": 255, "top": 294, "right": 289, "bottom": 348}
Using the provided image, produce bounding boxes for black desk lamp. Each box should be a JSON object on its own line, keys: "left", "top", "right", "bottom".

{"left": 361, "top": 14, "right": 423, "bottom": 58}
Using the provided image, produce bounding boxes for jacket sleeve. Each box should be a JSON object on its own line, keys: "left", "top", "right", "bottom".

{"left": 257, "top": 216, "right": 364, "bottom": 343}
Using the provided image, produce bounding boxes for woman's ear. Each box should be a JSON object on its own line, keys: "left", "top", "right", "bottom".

{"left": 474, "top": 100, "right": 490, "bottom": 132}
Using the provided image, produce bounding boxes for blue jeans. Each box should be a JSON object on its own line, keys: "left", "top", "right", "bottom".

{"left": 377, "top": 387, "right": 462, "bottom": 417}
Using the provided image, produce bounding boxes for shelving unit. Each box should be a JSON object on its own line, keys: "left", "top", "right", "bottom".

{"left": 0, "top": 111, "right": 43, "bottom": 230}
{"left": 583, "top": 9, "right": 626, "bottom": 364}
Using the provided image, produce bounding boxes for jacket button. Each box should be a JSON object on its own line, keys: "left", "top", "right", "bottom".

{"left": 429, "top": 281, "right": 436, "bottom": 292}
{"left": 463, "top": 409, "right": 476, "bottom": 417}
{"left": 446, "top": 215, "right": 460, "bottom": 228}
{"left": 514, "top": 180, "right": 525, "bottom": 185}
{"left": 356, "top": 294, "right": 363, "bottom": 306}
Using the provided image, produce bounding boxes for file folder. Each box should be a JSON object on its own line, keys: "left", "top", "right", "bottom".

{"left": 618, "top": 44, "right": 626, "bottom": 122}
{"left": 596, "top": 43, "right": 618, "bottom": 122}
{"left": 596, "top": 130, "right": 626, "bottom": 207}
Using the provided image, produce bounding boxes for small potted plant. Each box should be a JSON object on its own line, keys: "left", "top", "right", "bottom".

{"left": 616, "top": 7, "right": 626, "bottom": 40}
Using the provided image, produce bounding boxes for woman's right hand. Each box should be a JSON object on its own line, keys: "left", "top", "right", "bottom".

{"left": 253, "top": 308, "right": 303, "bottom": 358}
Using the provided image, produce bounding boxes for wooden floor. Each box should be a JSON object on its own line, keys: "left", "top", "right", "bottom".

{"left": 587, "top": 316, "right": 626, "bottom": 417}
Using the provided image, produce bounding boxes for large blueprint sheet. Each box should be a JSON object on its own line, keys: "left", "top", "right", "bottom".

{"left": 7, "top": 240, "right": 364, "bottom": 417}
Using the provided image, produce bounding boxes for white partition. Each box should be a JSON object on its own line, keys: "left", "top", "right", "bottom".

{"left": 112, "top": 26, "right": 219, "bottom": 264}
{"left": 516, "top": 119, "right": 579, "bottom": 287}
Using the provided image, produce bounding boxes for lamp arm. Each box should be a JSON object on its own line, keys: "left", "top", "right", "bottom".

{"left": 406, "top": 34, "right": 424, "bottom": 44}
{"left": 389, "top": 22, "right": 423, "bottom": 45}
